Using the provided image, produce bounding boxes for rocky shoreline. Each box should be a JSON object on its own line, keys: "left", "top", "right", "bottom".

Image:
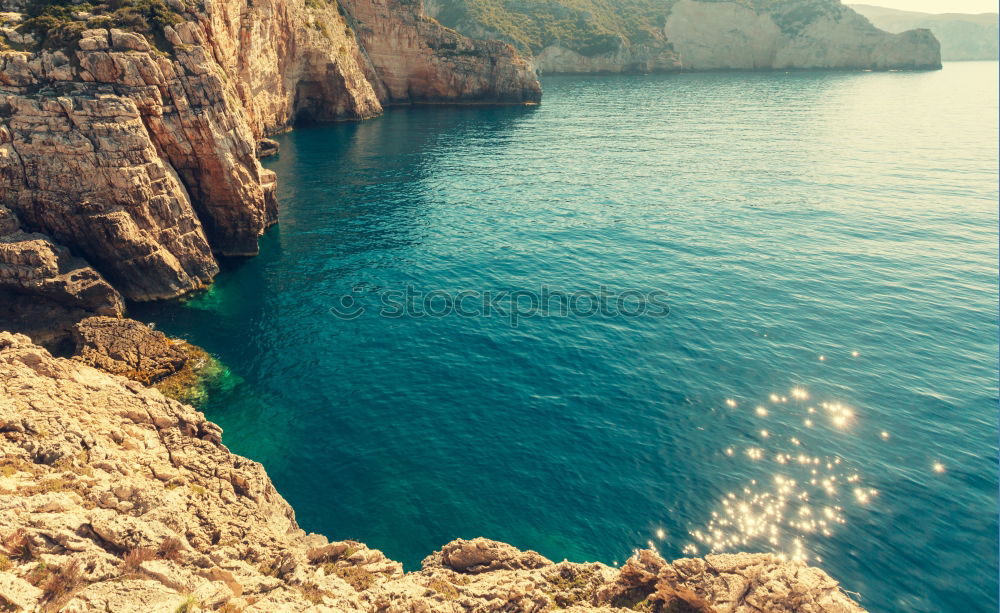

{"left": 0, "top": 330, "right": 868, "bottom": 612}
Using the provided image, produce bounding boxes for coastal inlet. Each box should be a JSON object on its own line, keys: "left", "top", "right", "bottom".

{"left": 135, "top": 62, "right": 999, "bottom": 613}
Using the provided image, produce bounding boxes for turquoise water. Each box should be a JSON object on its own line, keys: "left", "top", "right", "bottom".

{"left": 134, "top": 62, "right": 999, "bottom": 612}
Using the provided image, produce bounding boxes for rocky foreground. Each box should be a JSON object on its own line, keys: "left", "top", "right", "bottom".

{"left": 0, "top": 330, "right": 867, "bottom": 612}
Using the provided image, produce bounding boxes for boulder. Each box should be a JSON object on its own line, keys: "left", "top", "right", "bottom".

{"left": 72, "top": 316, "right": 187, "bottom": 384}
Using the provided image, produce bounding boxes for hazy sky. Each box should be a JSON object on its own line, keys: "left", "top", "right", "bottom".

{"left": 860, "top": 0, "right": 998, "bottom": 12}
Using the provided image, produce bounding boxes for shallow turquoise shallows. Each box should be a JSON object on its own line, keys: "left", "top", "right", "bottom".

{"left": 134, "top": 62, "right": 999, "bottom": 613}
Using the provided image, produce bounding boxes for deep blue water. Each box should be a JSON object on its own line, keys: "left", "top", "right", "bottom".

{"left": 134, "top": 62, "right": 999, "bottom": 613}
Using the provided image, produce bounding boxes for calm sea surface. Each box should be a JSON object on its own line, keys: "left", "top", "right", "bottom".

{"left": 135, "top": 62, "right": 999, "bottom": 613}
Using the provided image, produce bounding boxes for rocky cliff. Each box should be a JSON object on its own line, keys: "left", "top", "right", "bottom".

{"left": 0, "top": 330, "right": 868, "bottom": 612}
{"left": 424, "top": 0, "right": 942, "bottom": 73}
{"left": 343, "top": 0, "right": 541, "bottom": 104}
{"left": 0, "top": 0, "right": 539, "bottom": 317}
{"left": 851, "top": 4, "right": 998, "bottom": 62}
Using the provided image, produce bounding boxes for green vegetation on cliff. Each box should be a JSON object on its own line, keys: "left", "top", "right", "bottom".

{"left": 427, "top": 0, "right": 844, "bottom": 56}
{"left": 14, "top": 0, "right": 187, "bottom": 49}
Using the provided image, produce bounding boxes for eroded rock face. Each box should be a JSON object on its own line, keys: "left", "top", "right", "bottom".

{"left": 0, "top": 333, "right": 867, "bottom": 612}
{"left": 534, "top": 43, "right": 681, "bottom": 74}
{"left": 428, "top": 0, "right": 941, "bottom": 74}
{"left": 0, "top": 206, "right": 124, "bottom": 352}
{"left": 0, "top": 212, "right": 123, "bottom": 318}
{"left": 342, "top": 0, "right": 542, "bottom": 104}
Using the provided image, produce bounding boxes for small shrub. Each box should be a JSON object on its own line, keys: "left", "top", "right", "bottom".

{"left": 3, "top": 529, "right": 33, "bottom": 562}
{"left": 25, "top": 562, "right": 52, "bottom": 587}
{"left": 174, "top": 594, "right": 198, "bottom": 613}
{"left": 298, "top": 584, "right": 329, "bottom": 604}
{"left": 158, "top": 537, "right": 184, "bottom": 562}
{"left": 333, "top": 564, "right": 375, "bottom": 591}
{"left": 41, "top": 559, "right": 82, "bottom": 607}
{"left": 427, "top": 577, "right": 458, "bottom": 600}
{"left": 122, "top": 547, "right": 157, "bottom": 573}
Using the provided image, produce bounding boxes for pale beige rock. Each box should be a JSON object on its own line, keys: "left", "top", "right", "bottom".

{"left": 422, "top": 537, "right": 552, "bottom": 573}
{"left": 0, "top": 333, "right": 867, "bottom": 613}
{"left": 534, "top": 44, "right": 681, "bottom": 74}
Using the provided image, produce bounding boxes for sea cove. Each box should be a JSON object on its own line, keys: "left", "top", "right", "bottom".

{"left": 134, "top": 63, "right": 999, "bottom": 613}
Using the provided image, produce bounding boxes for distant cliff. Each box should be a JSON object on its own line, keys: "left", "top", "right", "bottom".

{"left": 0, "top": 330, "right": 869, "bottom": 612}
{"left": 424, "top": 0, "right": 942, "bottom": 73}
{"left": 0, "top": 0, "right": 539, "bottom": 340}
{"left": 851, "top": 4, "right": 998, "bottom": 61}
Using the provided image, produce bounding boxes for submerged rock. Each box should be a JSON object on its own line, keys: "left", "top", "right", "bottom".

{"left": 0, "top": 332, "right": 868, "bottom": 612}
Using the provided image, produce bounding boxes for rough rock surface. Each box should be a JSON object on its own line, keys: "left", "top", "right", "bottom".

{"left": 0, "top": 0, "right": 540, "bottom": 305}
{"left": 0, "top": 206, "right": 124, "bottom": 352}
{"left": 534, "top": 43, "right": 681, "bottom": 74}
{"left": 0, "top": 208, "right": 122, "bottom": 318}
{"left": 71, "top": 316, "right": 187, "bottom": 384}
{"left": 0, "top": 332, "right": 868, "bottom": 612}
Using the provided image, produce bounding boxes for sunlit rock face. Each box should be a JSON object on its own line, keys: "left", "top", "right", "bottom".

{"left": 341, "top": 0, "right": 542, "bottom": 104}
{"left": 0, "top": 331, "right": 868, "bottom": 612}
{"left": 534, "top": 43, "right": 682, "bottom": 74}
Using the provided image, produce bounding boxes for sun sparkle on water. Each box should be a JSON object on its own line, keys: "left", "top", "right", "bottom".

{"left": 679, "top": 386, "right": 878, "bottom": 564}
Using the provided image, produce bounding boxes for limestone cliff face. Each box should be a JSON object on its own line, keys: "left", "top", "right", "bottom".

{"left": 342, "top": 0, "right": 541, "bottom": 104}
{"left": 0, "top": 0, "right": 539, "bottom": 306}
{"left": 0, "top": 331, "right": 867, "bottom": 612}
{"left": 663, "top": 0, "right": 941, "bottom": 71}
